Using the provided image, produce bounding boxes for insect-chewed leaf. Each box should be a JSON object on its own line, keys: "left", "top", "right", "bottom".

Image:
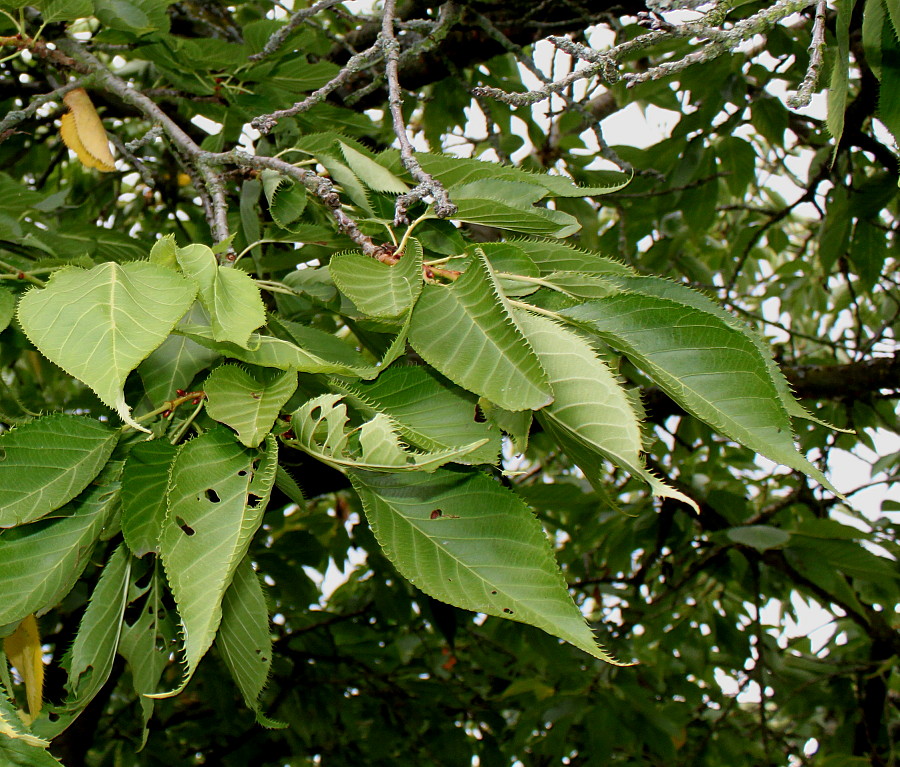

{"left": 334, "top": 365, "right": 501, "bottom": 465}
{"left": 59, "top": 88, "right": 116, "bottom": 172}
{"left": 329, "top": 238, "right": 423, "bottom": 318}
{"left": 175, "top": 244, "right": 265, "bottom": 349}
{"left": 350, "top": 468, "right": 625, "bottom": 664}
{"left": 155, "top": 430, "right": 277, "bottom": 698}
{"left": 408, "top": 250, "right": 552, "bottom": 411}
{"left": 217, "top": 556, "right": 284, "bottom": 728}
{"left": 290, "top": 394, "right": 486, "bottom": 472}
{"left": 0, "top": 414, "right": 118, "bottom": 528}
{"left": 516, "top": 310, "right": 698, "bottom": 511}
{"left": 563, "top": 294, "right": 840, "bottom": 496}
{"left": 117, "top": 562, "right": 175, "bottom": 748}
{"left": 0, "top": 460, "right": 122, "bottom": 628}
{"left": 16, "top": 262, "right": 197, "bottom": 431}
{"left": 205, "top": 364, "right": 298, "bottom": 447}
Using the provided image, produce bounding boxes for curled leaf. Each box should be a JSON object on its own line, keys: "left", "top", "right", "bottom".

{"left": 59, "top": 88, "right": 116, "bottom": 172}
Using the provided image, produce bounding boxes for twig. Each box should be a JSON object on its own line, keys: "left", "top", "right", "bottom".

{"left": 0, "top": 77, "right": 91, "bottom": 145}
{"left": 250, "top": 42, "right": 383, "bottom": 133}
{"left": 248, "top": 0, "right": 344, "bottom": 62}
{"left": 381, "top": 0, "right": 456, "bottom": 224}
{"left": 786, "top": 0, "right": 828, "bottom": 108}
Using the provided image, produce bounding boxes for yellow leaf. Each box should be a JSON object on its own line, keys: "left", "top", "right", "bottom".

{"left": 59, "top": 88, "right": 116, "bottom": 172}
{"left": 3, "top": 614, "right": 44, "bottom": 721}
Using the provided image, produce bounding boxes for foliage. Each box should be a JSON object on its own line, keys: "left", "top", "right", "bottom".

{"left": 0, "top": 0, "right": 898, "bottom": 765}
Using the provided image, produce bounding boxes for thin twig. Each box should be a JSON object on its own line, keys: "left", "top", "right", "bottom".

{"left": 786, "top": 0, "right": 828, "bottom": 108}
{"left": 248, "top": 0, "right": 344, "bottom": 62}
{"left": 381, "top": 0, "right": 456, "bottom": 224}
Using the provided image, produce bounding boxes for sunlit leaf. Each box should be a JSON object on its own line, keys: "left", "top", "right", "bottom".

{"left": 17, "top": 262, "right": 197, "bottom": 431}
{"left": 3, "top": 615, "right": 43, "bottom": 720}
{"left": 59, "top": 88, "right": 116, "bottom": 172}
{"left": 329, "top": 239, "right": 423, "bottom": 318}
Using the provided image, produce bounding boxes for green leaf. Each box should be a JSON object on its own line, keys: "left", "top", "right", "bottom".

{"left": 334, "top": 365, "right": 501, "bottom": 466}
{"left": 450, "top": 181, "right": 581, "bottom": 238}
{"left": 0, "top": 414, "right": 118, "bottom": 528}
{"left": 329, "top": 239, "right": 423, "bottom": 318}
{"left": 0, "top": 286, "right": 14, "bottom": 333}
{"left": 117, "top": 562, "right": 175, "bottom": 748}
{"left": 121, "top": 440, "right": 178, "bottom": 557}
{"left": 175, "top": 244, "right": 266, "bottom": 349}
{"left": 291, "top": 394, "right": 487, "bottom": 471}
{"left": 217, "top": 556, "right": 283, "bottom": 727}
{"left": 260, "top": 170, "right": 308, "bottom": 232}
{"left": 563, "top": 294, "right": 840, "bottom": 495}
{"left": 33, "top": 0, "right": 92, "bottom": 22}
{"left": 470, "top": 242, "right": 541, "bottom": 297}
{"left": 339, "top": 141, "right": 409, "bottom": 193}
{"left": 0, "top": 461, "right": 122, "bottom": 627}
{"left": 0, "top": 695, "right": 49, "bottom": 749}
{"left": 138, "top": 333, "right": 220, "bottom": 408}
{"left": 205, "top": 365, "right": 298, "bottom": 447}
{"left": 149, "top": 234, "right": 178, "bottom": 270}
{"left": 17, "top": 262, "right": 197, "bottom": 431}
{"left": 350, "top": 468, "right": 622, "bottom": 664}
{"left": 155, "top": 431, "right": 277, "bottom": 697}
{"left": 878, "top": 12, "right": 900, "bottom": 147}
{"left": 512, "top": 237, "right": 633, "bottom": 276}
{"left": 827, "top": 0, "right": 858, "bottom": 159}
{"left": 516, "top": 311, "right": 697, "bottom": 511}
{"left": 62, "top": 544, "right": 130, "bottom": 709}
{"left": 396, "top": 151, "right": 630, "bottom": 198}
{"left": 726, "top": 525, "right": 791, "bottom": 551}
{"left": 408, "top": 251, "right": 552, "bottom": 411}
{"left": 92, "top": 0, "right": 170, "bottom": 34}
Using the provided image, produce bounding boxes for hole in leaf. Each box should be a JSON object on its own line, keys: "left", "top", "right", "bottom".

{"left": 310, "top": 406, "right": 322, "bottom": 420}
{"left": 205, "top": 488, "right": 220, "bottom": 503}
{"left": 503, "top": 608, "right": 514, "bottom": 615}
{"left": 237, "top": 470, "right": 248, "bottom": 477}
{"left": 430, "top": 509, "right": 443, "bottom": 519}
{"left": 134, "top": 567, "right": 153, "bottom": 590}
{"left": 491, "top": 590, "right": 498, "bottom": 595}
{"left": 175, "top": 516, "right": 195, "bottom": 536}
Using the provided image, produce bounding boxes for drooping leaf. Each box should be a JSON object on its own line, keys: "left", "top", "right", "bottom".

{"left": 175, "top": 244, "right": 266, "bottom": 348}
{"left": 516, "top": 310, "right": 697, "bottom": 511}
{"left": 3, "top": 615, "right": 43, "bottom": 720}
{"left": 826, "top": 0, "right": 858, "bottom": 160}
{"left": 17, "top": 262, "right": 197, "bottom": 431}
{"left": 290, "top": 394, "right": 487, "bottom": 472}
{"left": 0, "top": 461, "right": 122, "bottom": 627}
{"left": 217, "top": 556, "right": 283, "bottom": 727}
{"left": 329, "top": 238, "right": 423, "bottom": 318}
{"left": 334, "top": 365, "right": 501, "bottom": 465}
{"left": 408, "top": 251, "right": 552, "bottom": 411}
{"left": 59, "top": 88, "right": 116, "bottom": 172}
{"left": 117, "top": 561, "right": 175, "bottom": 748}
{"left": 61, "top": 544, "right": 130, "bottom": 710}
{"left": 350, "top": 468, "right": 623, "bottom": 664}
{"left": 121, "top": 440, "right": 178, "bottom": 557}
{"left": 155, "top": 431, "right": 277, "bottom": 697}
{"left": 563, "top": 294, "right": 840, "bottom": 495}
{"left": 205, "top": 365, "right": 298, "bottom": 447}
{"left": 0, "top": 414, "right": 118, "bottom": 528}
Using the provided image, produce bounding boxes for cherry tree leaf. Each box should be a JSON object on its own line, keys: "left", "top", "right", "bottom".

{"left": 351, "top": 468, "right": 624, "bottom": 664}
{"left": 17, "top": 262, "right": 197, "bottom": 431}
